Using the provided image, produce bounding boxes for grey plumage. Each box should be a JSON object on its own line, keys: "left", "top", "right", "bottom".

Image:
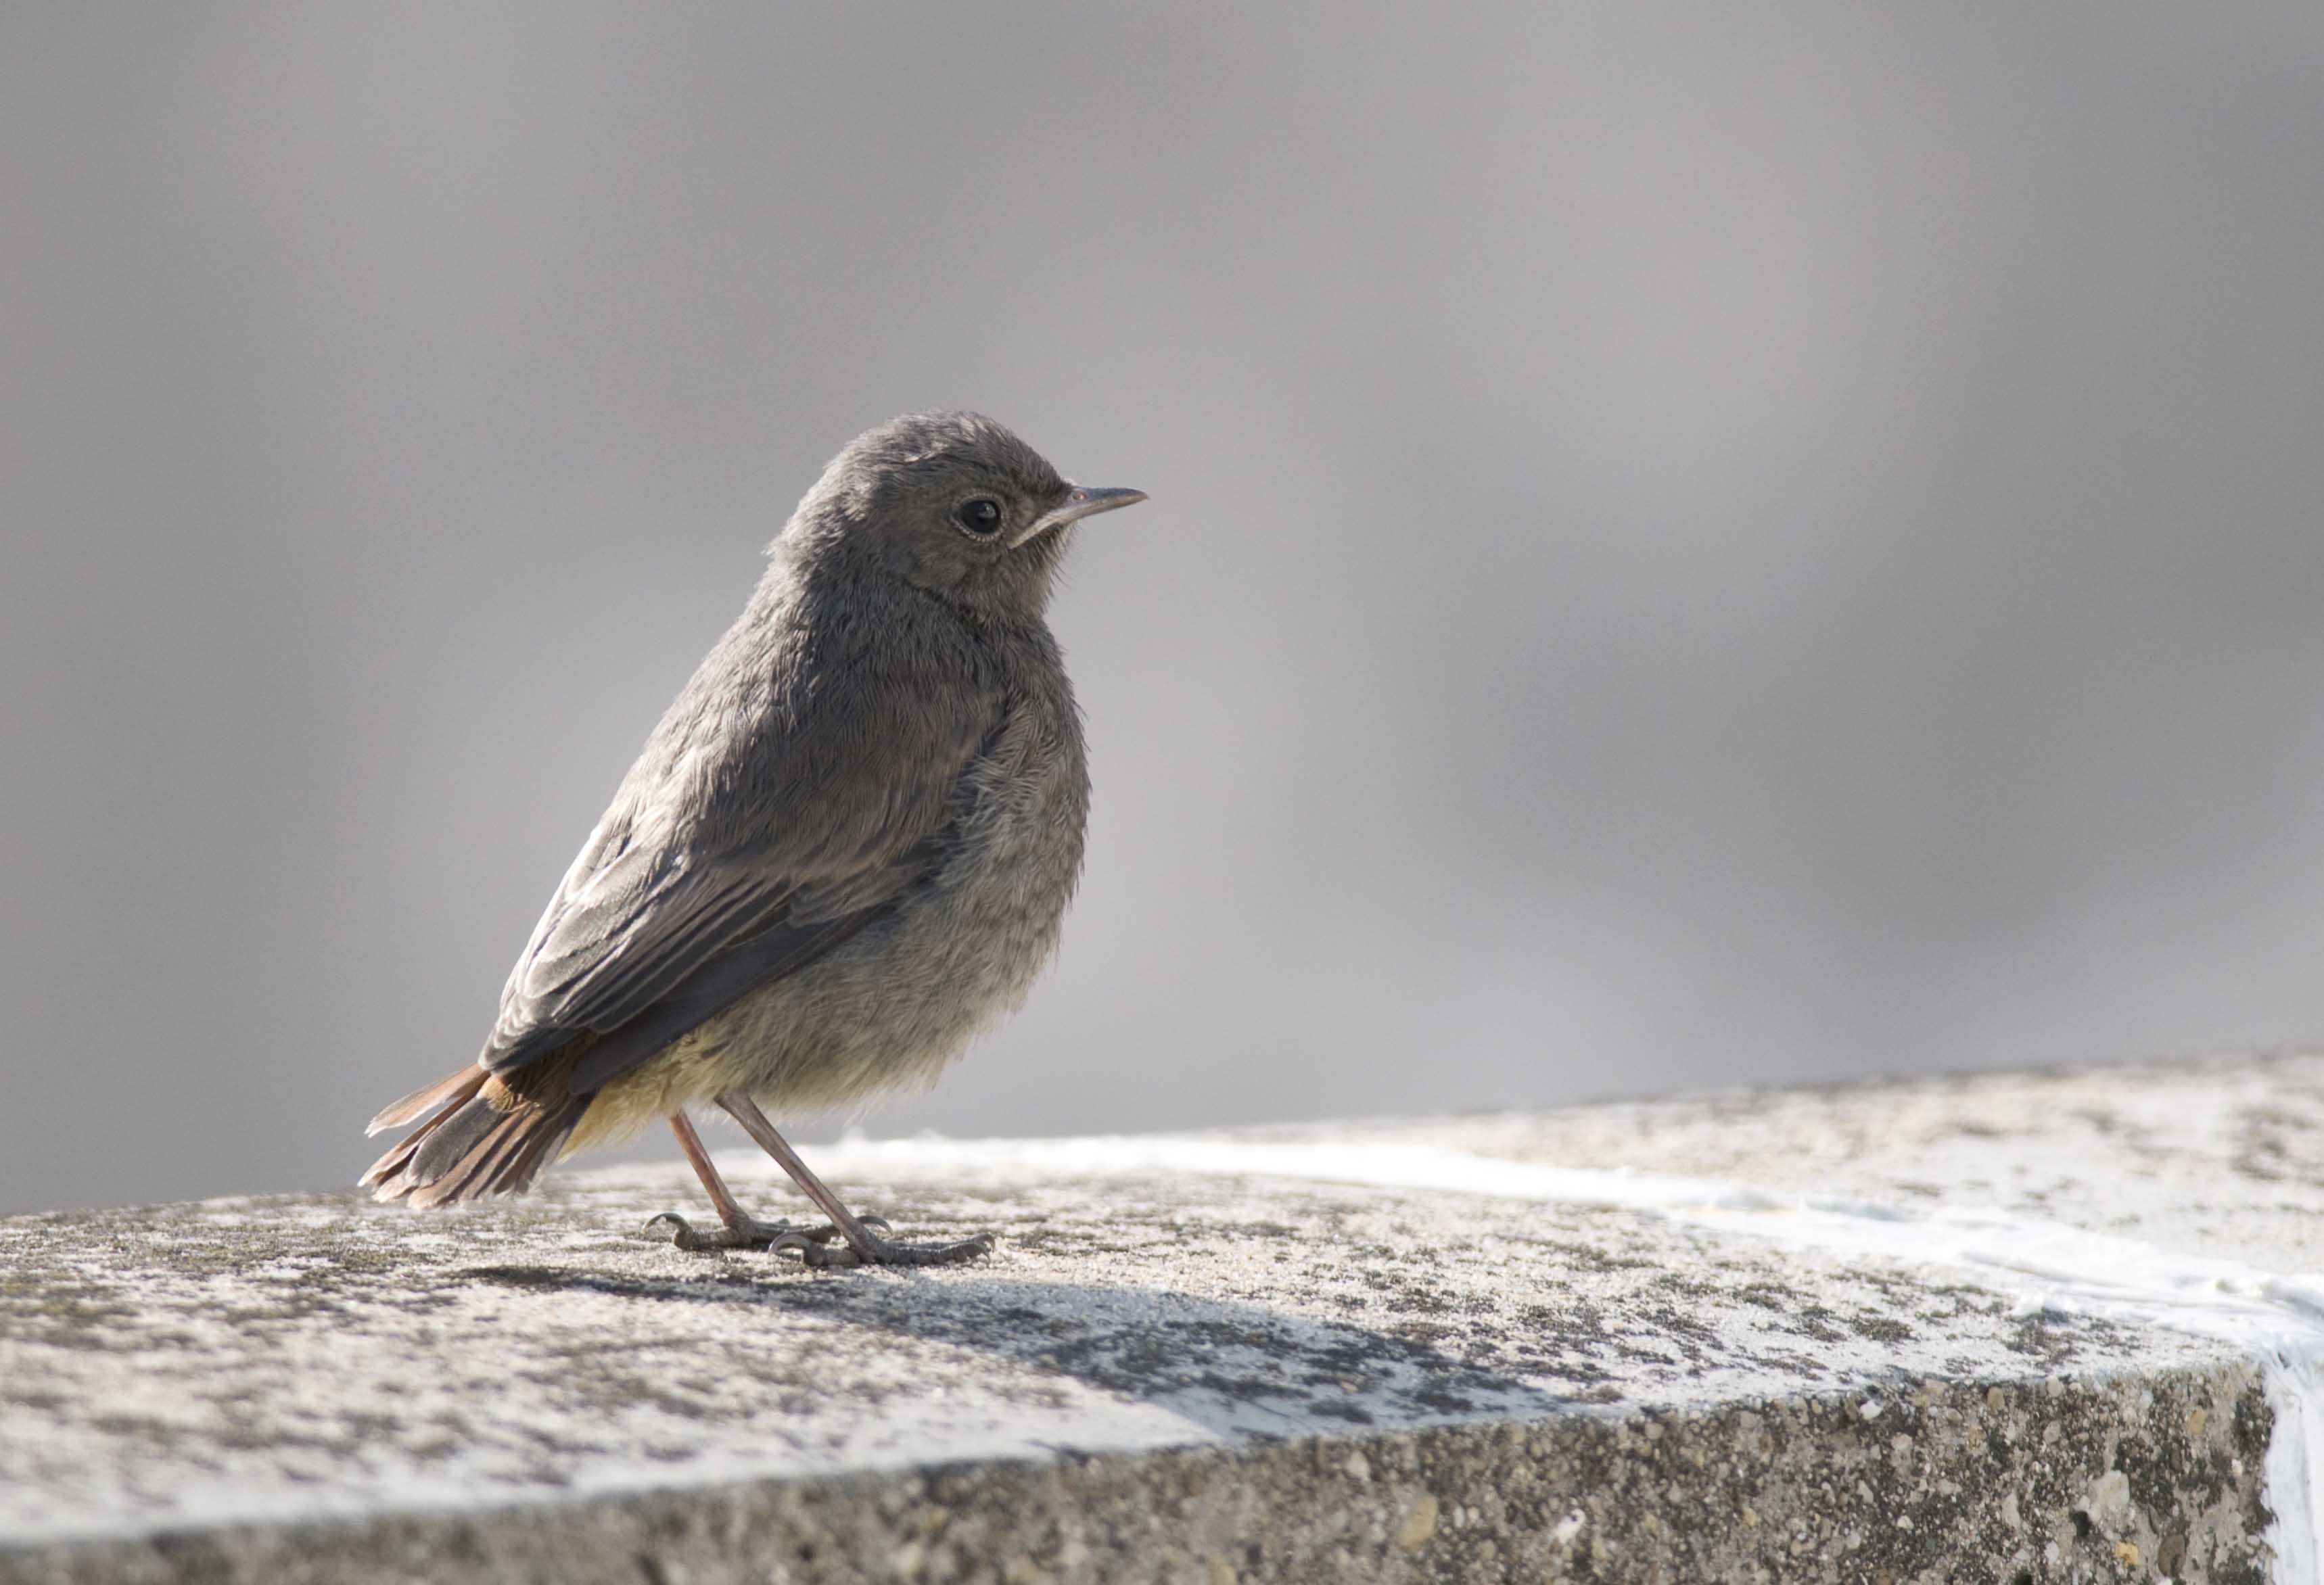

{"left": 365, "top": 412, "right": 1144, "bottom": 1246}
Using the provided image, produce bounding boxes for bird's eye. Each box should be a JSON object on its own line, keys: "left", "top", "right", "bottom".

{"left": 955, "top": 497, "right": 1004, "bottom": 538}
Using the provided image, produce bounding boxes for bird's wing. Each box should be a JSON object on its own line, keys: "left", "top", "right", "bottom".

{"left": 481, "top": 647, "right": 998, "bottom": 1091}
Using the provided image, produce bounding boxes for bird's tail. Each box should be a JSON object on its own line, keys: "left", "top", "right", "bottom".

{"left": 361, "top": 1064, "right": 586, "bottom": 1207}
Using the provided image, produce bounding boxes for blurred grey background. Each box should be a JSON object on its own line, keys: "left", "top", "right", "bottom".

{"left": 5, "top": 4, "right": 2323, "bottom": 1215}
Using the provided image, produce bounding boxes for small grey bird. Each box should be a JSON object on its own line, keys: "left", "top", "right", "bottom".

{"left": 363, "top": 412, "right": 1144, "bottom": 1267}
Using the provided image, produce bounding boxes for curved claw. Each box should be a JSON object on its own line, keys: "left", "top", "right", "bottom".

{"left": 642, "top": 1212, "right": 705, "bottom": 1251}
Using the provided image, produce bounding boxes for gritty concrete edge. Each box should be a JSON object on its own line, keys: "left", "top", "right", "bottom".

{"left": 0, "top": 1363, "right": 2274, "bottom": 1585}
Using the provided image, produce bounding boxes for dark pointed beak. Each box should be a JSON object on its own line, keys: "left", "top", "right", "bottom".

{"left": 1011, "top": 484, "right": 1148, "bottom": 548}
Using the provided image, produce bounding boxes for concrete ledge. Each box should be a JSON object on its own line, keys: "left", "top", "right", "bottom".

{"left": 7, "top": 1054, "right": 2324, "bottom": 1582}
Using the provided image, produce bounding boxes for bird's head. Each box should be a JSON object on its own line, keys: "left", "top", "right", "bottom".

{"left": 783, "top": 410, "right": 1145, "bottom": 620}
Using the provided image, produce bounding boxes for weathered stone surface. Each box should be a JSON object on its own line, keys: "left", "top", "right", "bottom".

{"left": 4, "top": 1054, "right": 2321, "bottom": 1582}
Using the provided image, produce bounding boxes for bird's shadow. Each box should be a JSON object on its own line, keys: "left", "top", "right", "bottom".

{"left": 457, "top": 1256, "right": 1578, "bottom": 1444}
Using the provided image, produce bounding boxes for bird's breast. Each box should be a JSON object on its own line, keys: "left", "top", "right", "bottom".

{"left": 930, "top": 684, "right": 1090, "bottom": 952}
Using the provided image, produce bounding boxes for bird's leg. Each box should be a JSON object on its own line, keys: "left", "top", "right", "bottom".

{"left": 716, "top": 1091, "right": 994, "bottom": 1269}
{"left": 645, "top": 1110, "right": 866, "bottom": 1253}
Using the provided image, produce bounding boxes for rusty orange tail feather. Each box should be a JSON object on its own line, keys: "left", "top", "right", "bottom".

{"left": 363, "top": 1062, "right": 588, "bottom": 1205}
{"left": 365, "top": 1065, "right": 490, "bottom": 1137}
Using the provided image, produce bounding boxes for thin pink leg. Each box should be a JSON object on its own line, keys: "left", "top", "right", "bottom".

{"left": 668, "top": 1111, "right": 749, "bottom": 1231}
{"left": 717, "top": 1091, "right": 993, "bottom": 1269}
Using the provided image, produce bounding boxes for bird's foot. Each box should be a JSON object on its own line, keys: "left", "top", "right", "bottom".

{"left": 643, "top": 1210, "right": 891, "bottom": 1254}
{"left": 800, "top": 1227, "right": 997, "bottom": 1269}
